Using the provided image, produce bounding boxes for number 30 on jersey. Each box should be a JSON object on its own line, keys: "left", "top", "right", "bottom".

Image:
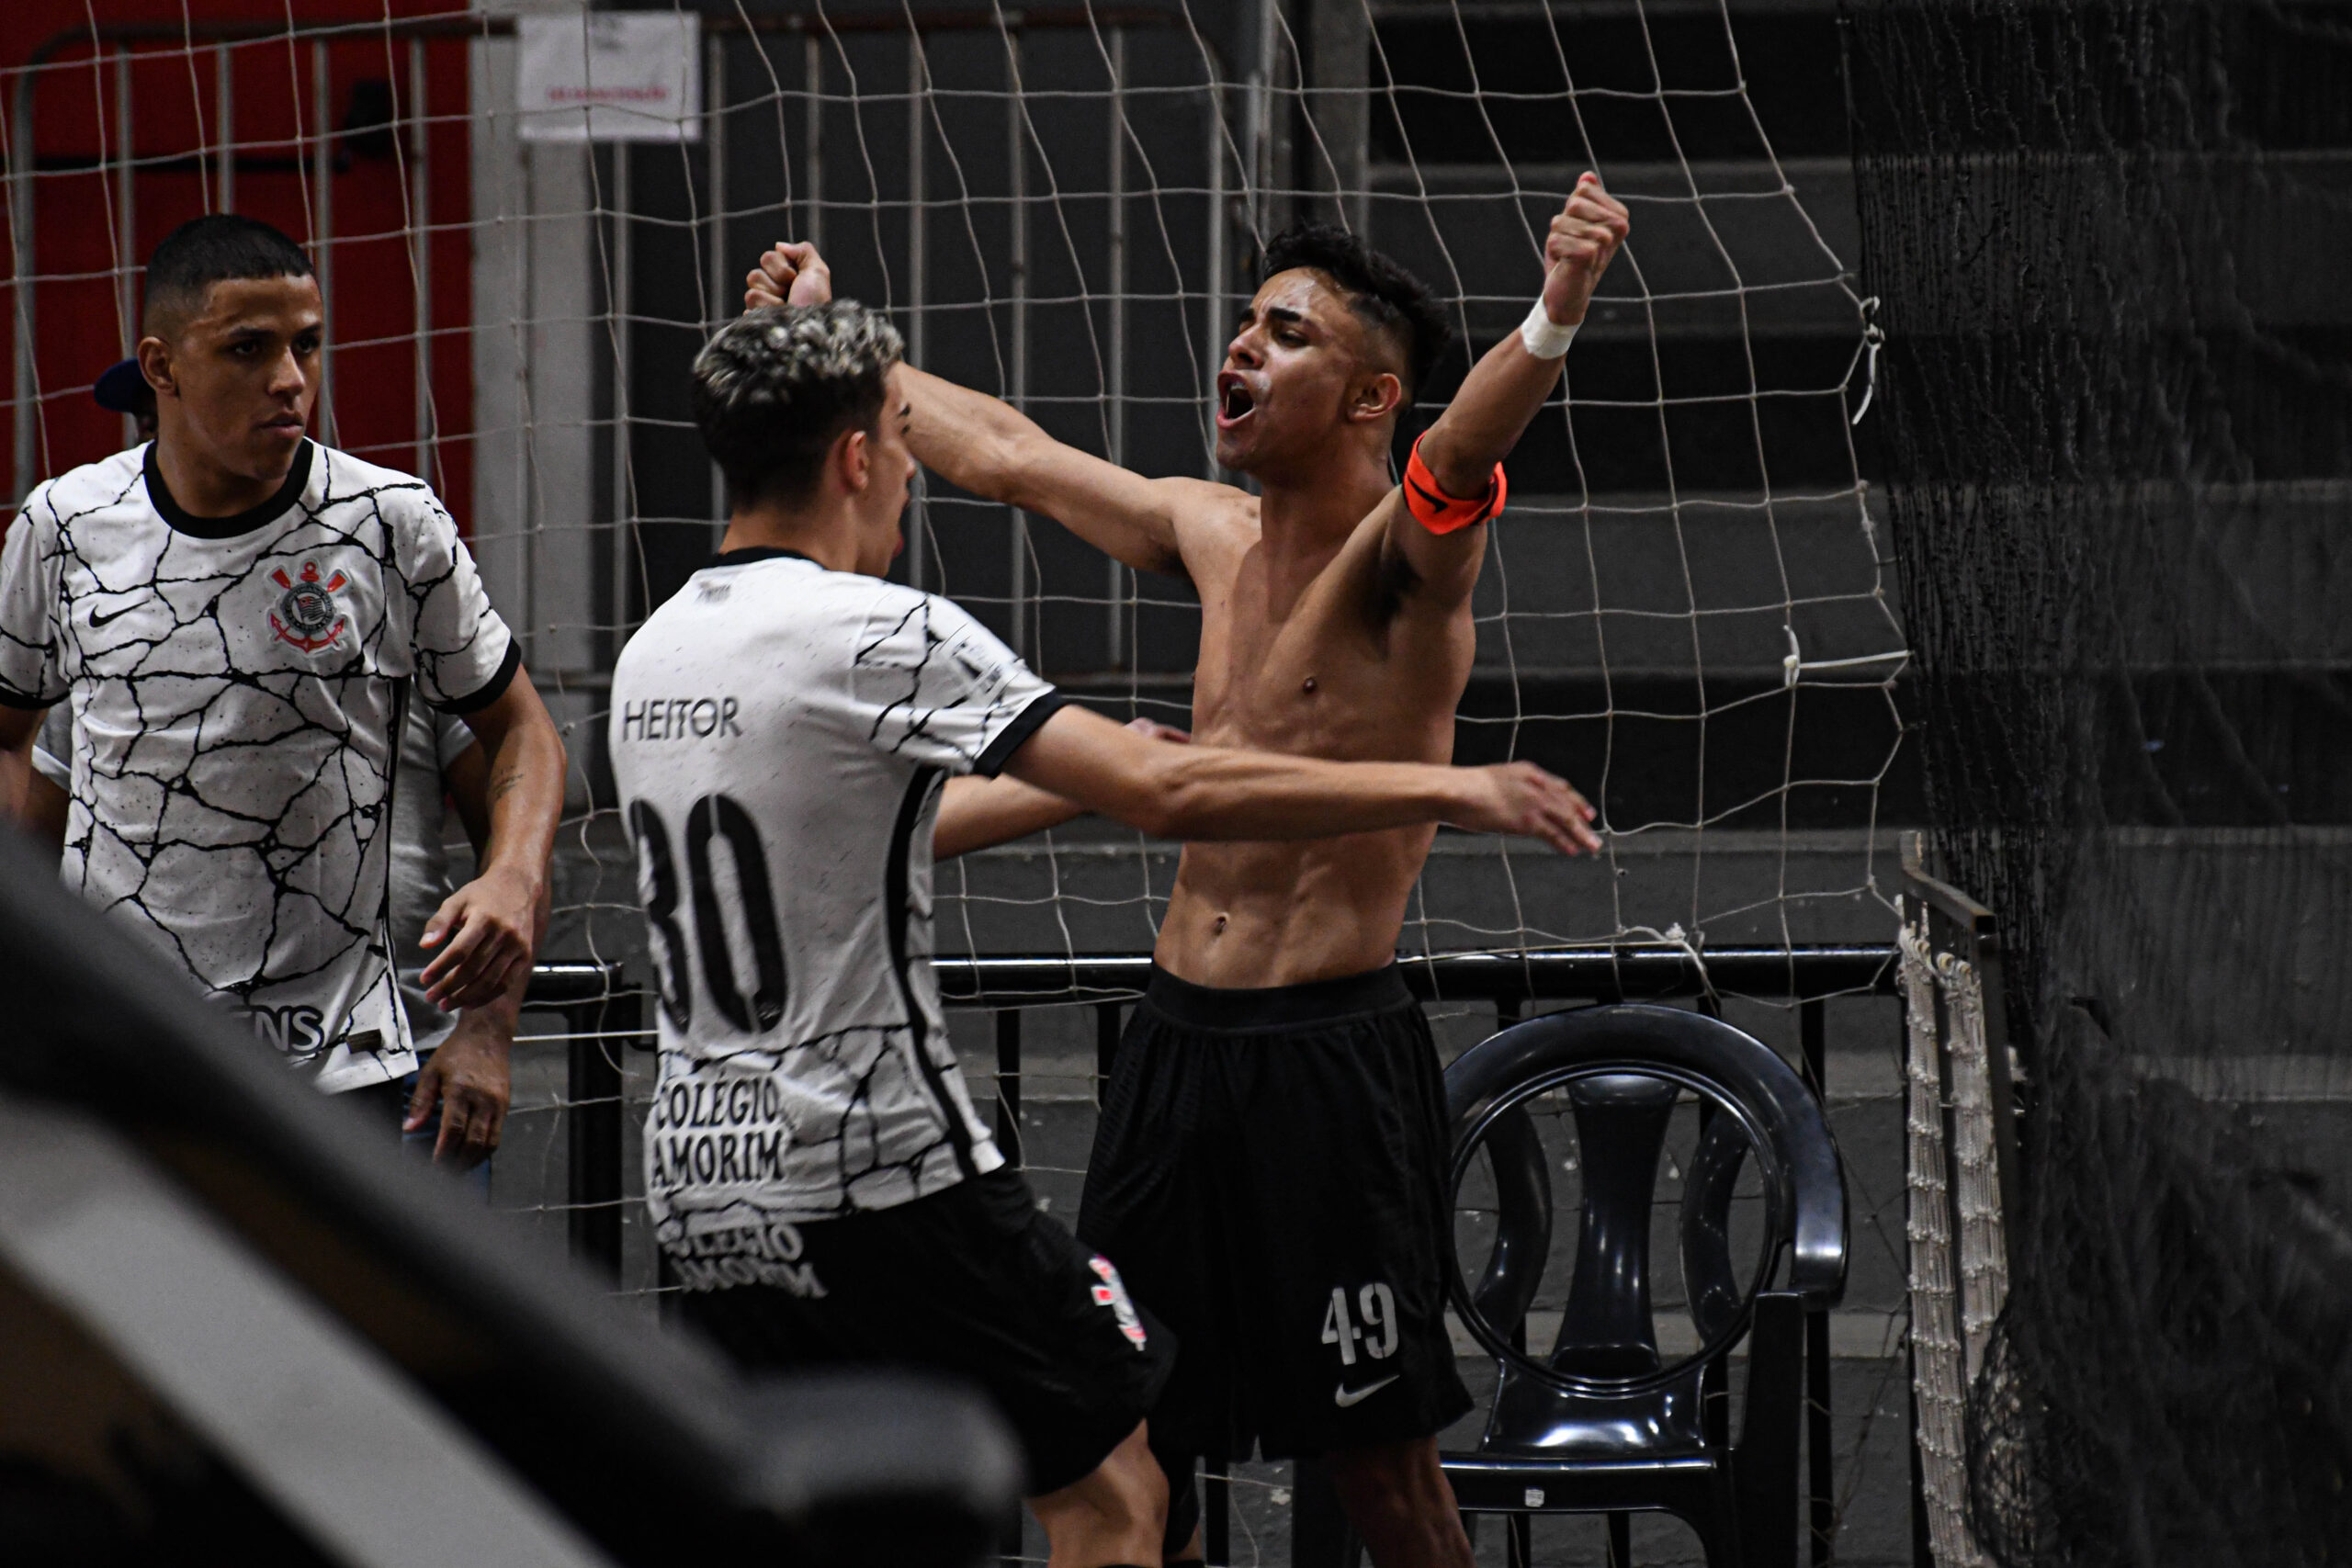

{"left": 627, "top": 793, "right": 788, "bottom": 1034}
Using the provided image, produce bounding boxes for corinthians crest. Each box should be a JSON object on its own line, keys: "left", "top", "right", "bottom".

{"left": 268, "top": 560, "right": 348, "bottom": 652}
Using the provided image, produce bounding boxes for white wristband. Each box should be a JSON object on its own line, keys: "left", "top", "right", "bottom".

{"left": 1520, "top": 299, "right": 1578, "bottom": 360}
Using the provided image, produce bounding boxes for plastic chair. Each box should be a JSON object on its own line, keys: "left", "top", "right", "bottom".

{"left": 1439, "top": 1003, "right": 1849, "bottom": 1568}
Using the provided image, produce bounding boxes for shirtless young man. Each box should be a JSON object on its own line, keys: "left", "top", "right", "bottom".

{"left": 748, "top": 175, "right": 1628, "bottom": 1568}
{"left": 614, "top": 299, "right": 1598, "bottom": 1568}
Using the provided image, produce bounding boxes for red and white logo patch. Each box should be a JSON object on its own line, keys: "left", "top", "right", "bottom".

{"left": 269, "top": 560, "right": 348, "bottom": 652}
{"left": 1088, "top": 1255, "right": 1149, "bottom": 1350}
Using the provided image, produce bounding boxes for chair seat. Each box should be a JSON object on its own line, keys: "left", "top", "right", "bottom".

{"left": 1443, "top": 1452, "right": 1724, "bottom": 1513}
{"left": 1479, "top": 1359, "right": 1713, "bottom": 1460}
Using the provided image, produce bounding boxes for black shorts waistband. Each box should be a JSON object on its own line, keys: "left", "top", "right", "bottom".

{"left": 1140, "top": 963, "right": 1414, "bottom": 1032}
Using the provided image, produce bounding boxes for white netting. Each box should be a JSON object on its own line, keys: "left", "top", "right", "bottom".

{"left": 4, "top": 4, "right": 1914, "bottom": 1561}
{"left": 1901, "top": 915, "right": 1989, "bottom": 1568}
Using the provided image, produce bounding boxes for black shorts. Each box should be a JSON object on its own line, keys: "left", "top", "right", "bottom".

{"left": 1078, "top": 964, "right": 1472, "bottom": 1464}
{"left": 675, "top": 1168, "right": 1175, "bottom": 1496}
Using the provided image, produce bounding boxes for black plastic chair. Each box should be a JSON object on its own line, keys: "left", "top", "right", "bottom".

{"left": 1439, "top": 1003, "right": 1848, "bottom": 1568}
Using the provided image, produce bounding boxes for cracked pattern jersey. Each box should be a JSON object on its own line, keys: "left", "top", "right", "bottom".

{"left": 610, "top": 547, "right": 1064, "bottom": 1282}
{"left": 0, "top": 441, "right": 518, "bottom": 1091}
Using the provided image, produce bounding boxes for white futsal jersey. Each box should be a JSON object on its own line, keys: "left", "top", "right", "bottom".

{"left": 610, "top": 547, "right": 1064, "bottom": 1281}
{"left": 0, "top": 441, "right": 518, "bottom": 1092}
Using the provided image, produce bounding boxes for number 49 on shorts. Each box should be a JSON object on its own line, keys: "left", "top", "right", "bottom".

{"left": 1322, "top": 1281, "right": 1400, "bottom": 1368}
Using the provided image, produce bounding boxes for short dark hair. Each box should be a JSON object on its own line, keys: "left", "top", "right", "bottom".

{"left": 1261, "top": 221, "right": 1452, "bottom": 402}
{"left": 693, "top": 302, "right": 904, "bottom": 510}
{"left": 143, "top": 214, "right": 314, "bottom": 328}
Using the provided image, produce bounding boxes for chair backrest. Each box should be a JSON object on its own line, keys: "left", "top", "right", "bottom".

{"left": 1446, "top": 1003, "right": 1847, "bottom": 1450}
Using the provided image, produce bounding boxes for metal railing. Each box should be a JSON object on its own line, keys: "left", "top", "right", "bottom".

{"left": 530, "top": 943, "right": 1900, "bottom": 1566}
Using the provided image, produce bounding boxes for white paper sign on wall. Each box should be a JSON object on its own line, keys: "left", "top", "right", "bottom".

{"left": 516, "top": 12, "right": 702, "bottom": 143}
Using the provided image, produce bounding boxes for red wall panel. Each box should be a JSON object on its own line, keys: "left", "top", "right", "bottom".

{"left": 6, "top": 3, "right": 478, "bottom": 530}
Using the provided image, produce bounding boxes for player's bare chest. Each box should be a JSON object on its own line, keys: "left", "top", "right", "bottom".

{"left": 1189, "top": 558, "right": 1462, "bottom": 755}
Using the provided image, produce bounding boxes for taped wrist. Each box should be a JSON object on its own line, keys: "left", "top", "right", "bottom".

{"left": 1403, "top": 434, "right": 1509, "bottom": 536}
{"left": 1520, "top": 297, "right": 1578, "bottom": 359}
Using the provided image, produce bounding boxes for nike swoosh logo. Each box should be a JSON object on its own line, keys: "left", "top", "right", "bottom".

{"left": 88, "top": 599, "right": 143, "bottom": 628}
{"left": 1333, "top": 1375, "right": 1400, "bottom": 1408}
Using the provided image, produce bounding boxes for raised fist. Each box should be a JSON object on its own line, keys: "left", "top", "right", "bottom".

{"left": 744, "top": 241, "right": 834, "bottom": 313}
{"left": 1538, "top": 173, "right": 1631, "bottom": 329}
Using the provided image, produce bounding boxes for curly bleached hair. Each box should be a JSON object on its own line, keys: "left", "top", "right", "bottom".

{"left": 693, "top": 301, "right": 905, "bottom": 509}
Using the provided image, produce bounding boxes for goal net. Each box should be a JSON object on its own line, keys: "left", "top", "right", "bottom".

{"left": 4, "top": 1, "right": 1909, "bottom": 1560}
{"left": 1849, "top": 2, "right": 2352, "bottom": 1564}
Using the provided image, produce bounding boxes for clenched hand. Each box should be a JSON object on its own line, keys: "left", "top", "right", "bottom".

{"left": 745, "top": 241, "right": 835, "bottom": 312}
{"left": 1538, "top": 174, "right": 1632, "bottom": 329}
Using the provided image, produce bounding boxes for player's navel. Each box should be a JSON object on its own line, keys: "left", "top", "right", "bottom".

{"left": 1212, "top": 913, "right": 1229, "bottom": 935}
{"left": 1301, "top": 675, "right": 1317, "bottom": 694}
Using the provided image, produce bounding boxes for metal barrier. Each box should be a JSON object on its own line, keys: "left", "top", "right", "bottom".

{"left": 530, "top": 944, "right": 1901, "bottom": 1567}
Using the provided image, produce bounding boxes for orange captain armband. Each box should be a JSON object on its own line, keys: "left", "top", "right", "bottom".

{"left": 1402, "top": 434, "right": 1509, "bottom": 536}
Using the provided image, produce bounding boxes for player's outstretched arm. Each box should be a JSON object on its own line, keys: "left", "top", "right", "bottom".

{"left": 1385, "top": 174, "right": 1629, "bottom": 602}
{"left": 1002, "top": 704, "right": 1601, "bottom": 854}
{"left": 746, "top": 242, "right": 1203, "bottom": 580}
{"left": 934, "top": 718, "right": 1191, "bottom": 859}
{"left": 933, "top": 774, "right": 1083, "bottom": 861}
{"left": 423, "top": 669, "right": 566, "bottom": 1012}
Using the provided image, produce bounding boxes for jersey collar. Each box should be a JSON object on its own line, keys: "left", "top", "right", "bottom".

{"left": 142, "top": 440, "right": 315, "bottom": 540}
{"left": 708, "top": 547, "right": 820, "bottom": 570}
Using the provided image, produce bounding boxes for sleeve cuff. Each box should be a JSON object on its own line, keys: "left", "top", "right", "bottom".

{"left": 972, "top": 690, "right": 1067, "bottom": 777}
{"left": 431, "top": 639, "right": 523, "bottom": 716}
{"left": 0, "top": 684, "right": 55, "bottom": 711}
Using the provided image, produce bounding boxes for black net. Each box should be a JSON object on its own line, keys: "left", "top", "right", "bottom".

{"left": 1846, "top": 2, "right": 2352, "bottom": 1562}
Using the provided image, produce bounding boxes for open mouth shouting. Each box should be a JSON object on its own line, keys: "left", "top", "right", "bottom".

{"left": 1216, "top": 371, "right": 1259, "bottom": 431}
